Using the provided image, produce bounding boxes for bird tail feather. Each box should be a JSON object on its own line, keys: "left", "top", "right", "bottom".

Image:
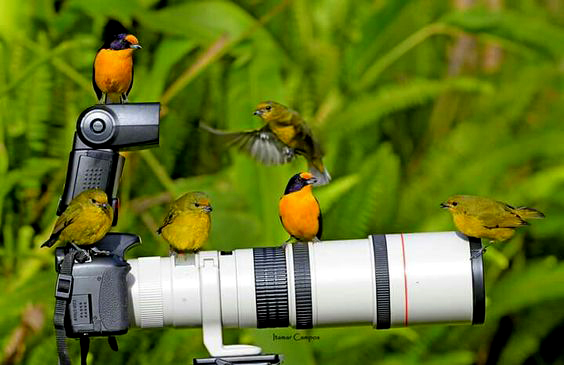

{"left": 104, "top": 93, "right": 122, "bottom": 104}
{"left": 41, "top": 235, "right": 57, "bottom": 248}
{"left": 308, "top": 163, "right": 331, "bottom": 186}
{"left": 516, "top": 207, "right": 545, "bottom": 220}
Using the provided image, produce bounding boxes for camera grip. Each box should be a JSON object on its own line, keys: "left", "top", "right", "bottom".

{"left": 68, "top": 257, "right": 130, "bottom": 337}
{"left": 99, "top": 264, "right": 130, "bottom": 333}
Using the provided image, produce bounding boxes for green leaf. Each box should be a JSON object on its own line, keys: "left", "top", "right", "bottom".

{"left": 315, "top": 174, "right": 360, "bottom": 213}
{"left": 442, "top": 8, "right": 564, "bottom": 59}
{"left": 331, "top": 78, "right": 493, "bottom": 133}
{"left": 488, "top": 258, "right": 564, "bottom": 320}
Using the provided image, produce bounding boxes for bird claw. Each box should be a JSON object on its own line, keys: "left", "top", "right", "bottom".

{"left": 280, "top": 236, "right": 298, "bottom": 250}
{"left": 90, "top": 246, "right": 112, "bottom": 256}
{"left": 282, "top": 147, "right": 294, "bottom": 159}
{"left": 70, "top": 243, "right": 92, "bottom": 263}
{"left": 470, "top": 248, "right": 486, "bottom": 260}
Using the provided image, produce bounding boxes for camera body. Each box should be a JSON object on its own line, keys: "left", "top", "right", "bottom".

{"left": 55, "top": 234, "right": 140, "bottom": 337}
{"left": 57, "top": 103, "right": 159, "bottom": 224}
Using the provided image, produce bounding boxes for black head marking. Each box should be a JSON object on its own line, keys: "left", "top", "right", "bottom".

{"left": 109, "top": 33, "right": 129, "bottom": 50}
{"left": 284, "top": 173, "right": 311, "bottom": 194}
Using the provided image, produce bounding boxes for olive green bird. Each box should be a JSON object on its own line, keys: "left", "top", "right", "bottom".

{"left": 201, "top": 101, "right": 331, "bottom": 185}
{"left": 157, "top": 192, "right": 212, "bottom": 254}
{"left": 41, "top": 189, "right": 113, "bottom": 249}
{"left": 441, "top": 195, "right": 544, "bottom": 257}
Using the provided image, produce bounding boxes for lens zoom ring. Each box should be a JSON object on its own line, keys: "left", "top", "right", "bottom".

{"left": 293, "top": 243, "right": 313, "bottom": 329}
{"left": 253, "top": 247, "right": 289, "bottom": 328}
{"left": 372, "top": 235, "right": 391, "bottom": 329}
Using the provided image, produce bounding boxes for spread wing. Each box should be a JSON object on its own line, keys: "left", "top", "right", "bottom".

{"left": 201, "top": 123, "right": 295, "bottom": 166}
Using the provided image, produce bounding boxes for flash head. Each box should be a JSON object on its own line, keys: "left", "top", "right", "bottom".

{"left": 57, "top": 103, "right": 160, "bottom": 221}
{"left": 77, "top": 103, "right": 159, "bottom": 149}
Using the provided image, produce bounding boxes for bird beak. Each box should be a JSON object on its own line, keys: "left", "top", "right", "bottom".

{"left": 203, "top": 205, "right": 213, "bottom": 213}
{"left": 307, "top": 177, "right": 319, "bottom": 185}
{"left": 253, "top": 110, "right": 262, "bottom": 116}
{"left": 130, "top": 44, "right": 142, "bottom": 49}
{"left": 440, "top": 202, "right": 449, "bottom": 209}
{"left": 98, "top": 203, "right": 109, "bottom": 209}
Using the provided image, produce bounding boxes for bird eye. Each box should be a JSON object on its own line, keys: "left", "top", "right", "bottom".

{"left": 91, "top": 198, "right": 96, "bottom": 203}
{"left": 194, "top": 203, "right": 200, "bottom": 207}
{"left": 452, "top": 202, "right": 458, "bottom": 206}
{"left": 265, "top": 105, "right": 272, "bottom": 111}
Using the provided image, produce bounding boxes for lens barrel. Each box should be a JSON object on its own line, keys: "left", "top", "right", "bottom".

{"left": 128, "top": 232, "right": 485, "bottom": 330}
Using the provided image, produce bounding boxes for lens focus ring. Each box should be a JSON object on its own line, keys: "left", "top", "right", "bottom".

{"left": 372, "top": 235, "right": 391, "bottom": 329}
{"left": 253, "top": 247, "right": 289, "bottom": 328}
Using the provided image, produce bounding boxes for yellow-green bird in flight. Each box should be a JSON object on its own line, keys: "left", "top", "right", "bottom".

{"left": 157, "top": 192, "right": 212, "bottom": 254}
{"left": 201, "top": 101, "right": 331, "bottom": 185}
{"left": 441, "top": 194, "right": 544, "bottom": 257}
{"left": 42, "top": 189, "right": 113, "bottom": 248}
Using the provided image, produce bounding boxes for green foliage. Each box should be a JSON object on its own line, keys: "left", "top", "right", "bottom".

{"left": 1, "top": 0, "right": 564, "bottom": 364}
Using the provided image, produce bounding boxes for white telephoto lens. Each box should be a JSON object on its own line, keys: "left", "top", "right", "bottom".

{"left": 127, "top": 231, "right": 484, "bottom": 331}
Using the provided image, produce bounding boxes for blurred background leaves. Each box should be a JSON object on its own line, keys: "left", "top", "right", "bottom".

{"left": 1, "top": 0, "right": 563, "bottom": 364}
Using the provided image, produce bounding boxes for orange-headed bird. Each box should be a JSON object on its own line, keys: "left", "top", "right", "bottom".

{"left": 93, "top": 33, "right": 141, "bottom": 104}
{"left": 279, "top": 172, "right": 322, "bottom": 242}
{"left": 201, "top": 101, "right": 331, "bottom": 185}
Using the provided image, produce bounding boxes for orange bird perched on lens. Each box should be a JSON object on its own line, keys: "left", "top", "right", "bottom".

{"left": 201, "top": 101, "right": 331, "bottom": 185}
{"left": 279, "top": 172, "right": 322, "bottom": 242}
{"left": 93, "top": 33, "right": 141, "bottom": 104}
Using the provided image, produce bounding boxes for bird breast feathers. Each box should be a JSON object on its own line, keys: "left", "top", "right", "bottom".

{"left": 270, "top": 124, "right": 299, "bottom": 147}
{"left": 171, "top": 211, "right": 210, "bottom": 229}
{"left": 161, "top": 211, "right": 210, "bottom": 250}
{"left": 94, "top": 49, "right": 134, "bottom": 93}
{"left": 279, "top": 189, "right": 319, "bottom": 225}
